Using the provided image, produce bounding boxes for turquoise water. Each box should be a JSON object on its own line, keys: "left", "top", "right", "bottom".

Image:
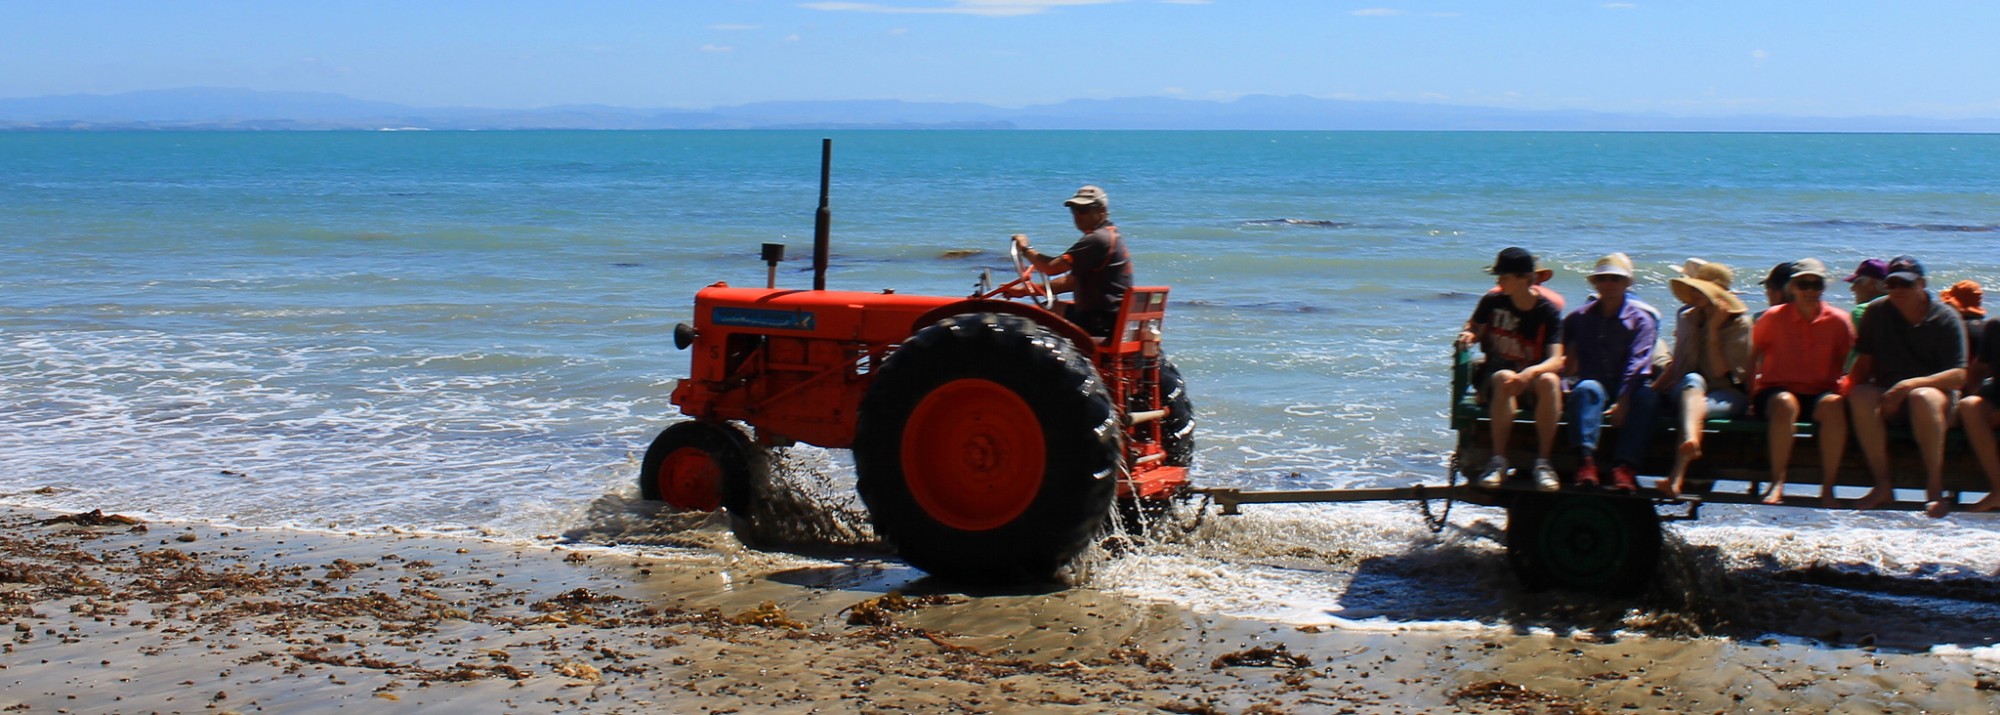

{"left": 6, "top": 131, "right": 2000, "bottom": 637}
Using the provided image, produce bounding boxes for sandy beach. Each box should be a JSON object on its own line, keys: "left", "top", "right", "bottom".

{"left": 4, "top": 500, "right": 2000, "bottom": 715}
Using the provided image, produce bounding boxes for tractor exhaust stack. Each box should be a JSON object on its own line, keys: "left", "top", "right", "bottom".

{"left": 812, "top": 138, "right": 832, "bottom": 291}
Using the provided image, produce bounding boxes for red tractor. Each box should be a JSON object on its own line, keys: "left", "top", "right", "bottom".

{"left": 640, "top": 141, "right": 1194, "bottom": 583}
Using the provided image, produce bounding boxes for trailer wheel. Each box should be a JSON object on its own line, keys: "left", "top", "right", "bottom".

{"left": 1506, "top": 494, "right": 1660, "bottom": 595}
{"left": 855, "top": 312, "right": 1119, "bottom": 584}
{"left": 639, "top": 421, "right": 758, "bottom": 515}
{"left": 1113, "top": 354, "right": 1195, "bottom": 534}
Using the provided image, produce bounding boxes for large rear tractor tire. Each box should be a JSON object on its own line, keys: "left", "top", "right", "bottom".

{"left": 1506, "top": 493, "right": 1661, "bottom": 595}
{"left": 854, "top": 313, "right": 1120, "bottom": 584}
{"left": 639, "top": 420, "right": 759, "bottom": 517}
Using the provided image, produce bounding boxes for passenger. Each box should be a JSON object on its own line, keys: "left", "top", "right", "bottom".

{"left": 1756, "top": 261, "right": 1795, "bottom": 319}
{"left": 1842, "top": 257, "right": 1889, "bottom": 328}
{"left": 1847, "top": 256, "right": 1967, "bottom": 516}
{"left": 1480, "top": 256, "right": 1567, "bottom": 312}
{"left": 1940, "top": 280, "right": 1986, "bottom": 364}
{"left": 1747, "top": 259, "right": 1854, "bottom": 506}
{"left": 1456, "top": 247, "right": 1565, "bottom": 491}
{"left": 1009, "top": 185, "right": 1132, "bottom": 337}
{"left": 1652, "top": 260, "right": 1753, "bottom": 499}
{"left": 1958, "top": 303, "right": 2000, "bottom": 512}
{"left": 1562, "top": 252, "right": 1661, "bottom": 492}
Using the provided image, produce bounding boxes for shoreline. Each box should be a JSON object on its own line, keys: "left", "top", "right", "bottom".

{"left": 4, "top": 503, "right": 1999, "bottom": 713}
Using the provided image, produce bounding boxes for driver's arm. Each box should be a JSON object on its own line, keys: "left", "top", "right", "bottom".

{"left": 1028, "top": 249, "right": 1073, "bottom": 275}
{"left": 1013, "top": 235, "right": 1074, "bottom": 275}
{"left": 1049, "top": 273, "right": 1075, "bottom": 293}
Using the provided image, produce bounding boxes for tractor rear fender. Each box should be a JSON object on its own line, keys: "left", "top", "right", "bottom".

{"left": 910, "top": 299, "right": 1097, "bottom": 360}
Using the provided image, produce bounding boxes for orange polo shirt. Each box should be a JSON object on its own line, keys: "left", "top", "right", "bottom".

{"left": 1752, "top": 302, "right": 1855, "bottom": 395}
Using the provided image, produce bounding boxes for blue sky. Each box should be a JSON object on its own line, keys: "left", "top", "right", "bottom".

{"left": 5, "top": 1, "right": 1998, "bottom": 118}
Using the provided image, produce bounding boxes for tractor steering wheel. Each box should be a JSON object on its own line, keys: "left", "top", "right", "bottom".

{"left": 1009, "top": 240, "right": 1056, "bottom": 308}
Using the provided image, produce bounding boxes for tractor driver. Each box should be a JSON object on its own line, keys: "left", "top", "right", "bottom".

{"left": 1009, "top": 185, "right": 1133, "bottom": 337}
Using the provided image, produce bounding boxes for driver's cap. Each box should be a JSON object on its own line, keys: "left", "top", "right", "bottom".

{"left": 1062, "top": 185, "right": 1108, "bottom": 209}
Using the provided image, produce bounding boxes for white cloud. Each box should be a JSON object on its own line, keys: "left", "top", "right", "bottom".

{"left": 700, "top": 44, "right": 734, "bottom": 53}
{"left": 800, "top": 0, "right": 1123, "bottom": 16}
{"left": 1602, "top": 2, "right": 1637, "bottom": 9}
{"left": 709, "top": 24, "right": 761, "bottom": 30}
{"left": 1351, "top": 8, "right": 1405, "bottom": 17}
{"left": 785, "top": 34, "right": 802, "bottom": 42}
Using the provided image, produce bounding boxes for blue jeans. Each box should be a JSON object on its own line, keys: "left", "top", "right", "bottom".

{"left": 1566, "top": 379, "right": 1660, "bottom": 467}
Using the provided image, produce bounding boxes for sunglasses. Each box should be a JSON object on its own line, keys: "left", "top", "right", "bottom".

{"left": 1886, "top": 277, "right": 1918, "bottom": 289}
{"left": 1791, "top": 279, "right": 1825, "bottom": 290}
{"left": 1589, "top": 274, "right": 1629, "bottom": 285}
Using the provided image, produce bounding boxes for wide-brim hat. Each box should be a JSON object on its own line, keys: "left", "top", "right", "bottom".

{"left": 1942, "top": 280, "right": 1984, "bottom": 317}
{"left": 1670, "top": 276, "right": 1748, "bottom": 314}
{"left": 1669, "top": 257, "right": 1709, "bottom": 277}
{"left": 1588, "top": 252, "right": 1634, "bottom": 279}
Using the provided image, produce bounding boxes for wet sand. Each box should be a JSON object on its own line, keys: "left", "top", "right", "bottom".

{"left": 4, "top": 504, "right": 1999, "bottom": 714}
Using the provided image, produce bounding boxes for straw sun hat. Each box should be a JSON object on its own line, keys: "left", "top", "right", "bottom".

{"left": 1669, "top": 261, "right": 1747, "bottom": 314}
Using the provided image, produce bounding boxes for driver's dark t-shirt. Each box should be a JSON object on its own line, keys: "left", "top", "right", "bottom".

{"left": 1061, "top": 222, "right": 1131, "bottom": 337}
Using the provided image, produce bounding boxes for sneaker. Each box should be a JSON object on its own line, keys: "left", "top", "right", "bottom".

{"left": 1476, "top": 456, "right": 1510, "bottom": 489}
{"left": 1610, "top": 465, "right": 1639, "bottom": 492}
{"left": 1574, "top": 456, "right": 1600, "bottom": 488}
{"left": 1532, "top": 459, "right": 1561, "bottom": 492}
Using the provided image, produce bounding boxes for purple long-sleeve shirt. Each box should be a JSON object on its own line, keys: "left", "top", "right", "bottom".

{"left": 1562, "top": 295, "right": 1658, "bottom": 399}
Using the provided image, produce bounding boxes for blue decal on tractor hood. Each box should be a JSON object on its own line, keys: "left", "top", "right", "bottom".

{"left": 713, "top": 307, "right": 815, "bottom": 331}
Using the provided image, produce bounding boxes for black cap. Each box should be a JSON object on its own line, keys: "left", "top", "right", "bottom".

{"left": 1488, "top": 247, "right": 1535, "bottom": 275}
{"left": 1886, "top": 255, "right": 1926, "bottom": 283}
{"left": 1759, "top": 261, "right": 1795, "bottom": 288}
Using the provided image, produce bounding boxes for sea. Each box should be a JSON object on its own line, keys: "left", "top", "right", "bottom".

{"left": 6, "top": 130, "right": 2000, "bottom": 652}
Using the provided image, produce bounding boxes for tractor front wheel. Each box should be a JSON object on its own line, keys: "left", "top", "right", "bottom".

{"left": 854, "top": 312, "right": 1119, "bottom": 584}
{"left": 639, "top": 421, "right": 759, "bottom": 516}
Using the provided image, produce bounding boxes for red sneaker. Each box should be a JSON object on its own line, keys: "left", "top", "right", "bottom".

{"left": 1610, "top": 465, "right": 1639, "bottom": 492}
{"left": 1574, "top": 457, "right": 1600, "bottom": 488}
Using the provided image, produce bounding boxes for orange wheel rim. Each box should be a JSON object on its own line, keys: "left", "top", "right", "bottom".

{"left": 657, "top": 446, "right": 723, "bottom": 511}
{"left": 901, "top": 378, "right": 1045, "bottom": 531}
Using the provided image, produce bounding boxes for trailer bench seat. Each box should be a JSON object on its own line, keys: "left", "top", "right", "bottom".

{"left": 1446, "top": 348, "right": 1989, "bottom": 498}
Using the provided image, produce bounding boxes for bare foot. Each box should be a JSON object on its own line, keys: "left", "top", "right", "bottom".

{"left": 1678, "top": 437, "right": 1701, "bottom": 462}
{"left": 1761, "top": 485, "right": 1786, "bottom": 506}
{"left": 1656, "top": 478, "right": 1680, "bottom": 500}
{"left": 1819, "top": 493, "right": 1842, "bottom": 509}
{"left": 1853, "top": 486, "right": 1894, "bottom": 510}
{"left": 1971, "top": 494, "right": 2000, "bottom": 513}
{"left": 1925, "top": 500, "right": 1950, "bottom": 518}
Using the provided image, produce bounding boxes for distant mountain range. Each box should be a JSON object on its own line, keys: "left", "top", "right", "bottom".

{"left": 4, "top": 87, "right": 1997, "bottom": 133}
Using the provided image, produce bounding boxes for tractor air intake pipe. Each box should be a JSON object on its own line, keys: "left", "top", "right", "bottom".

{"left": 812, "top": 138, "right": 832, "bottom": 291}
